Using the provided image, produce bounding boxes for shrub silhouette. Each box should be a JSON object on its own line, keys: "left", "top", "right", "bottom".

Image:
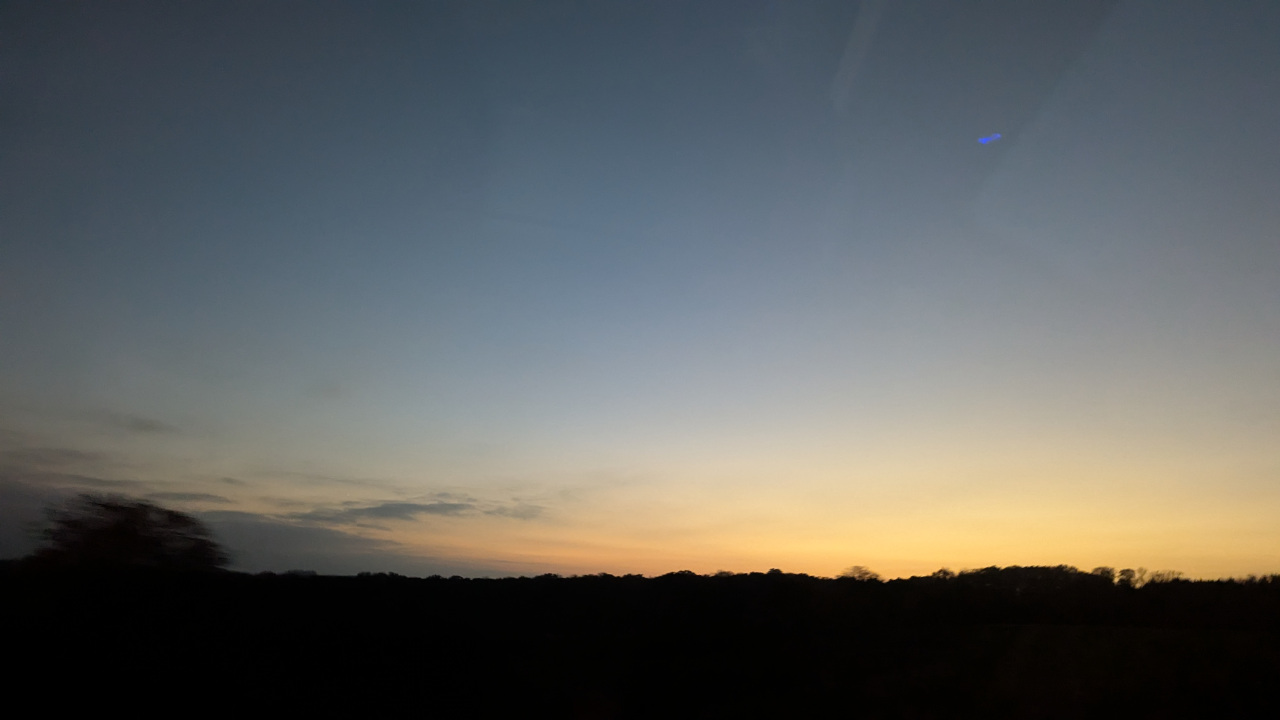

{"left": 29, "top": 493, "right": 229, "bottom": 571}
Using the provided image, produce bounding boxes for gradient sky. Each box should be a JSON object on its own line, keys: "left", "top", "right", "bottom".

{"left": 2, "top": 0, "right": 1278, "bottom": 578}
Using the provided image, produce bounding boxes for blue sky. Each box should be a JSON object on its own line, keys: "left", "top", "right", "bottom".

{"left": 2, "top": 0, "right": 1278, "bottom": 577}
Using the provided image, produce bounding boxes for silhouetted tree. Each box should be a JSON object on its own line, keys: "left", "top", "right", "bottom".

{"left": 1090, "top": 566, "right": 1116, "bottom": 583}
{"left": 840, "top": 565, "right": 882, "bottom": 581}
{"left": 1117, "top": 567, "right": 1147, "bottom": 588}
{"left": 29, "top": 493, "right": 229, "bottom": 571}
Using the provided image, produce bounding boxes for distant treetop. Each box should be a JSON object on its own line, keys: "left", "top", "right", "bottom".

{"left": 840, "top": 565, "right": 882, "bottom": 581}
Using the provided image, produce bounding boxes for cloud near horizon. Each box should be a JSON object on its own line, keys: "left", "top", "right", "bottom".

{"left": 199, "top": 510, "right": 535, "bottom": 577}
{"left": 292, "top": 501, "right": 475, "bottom": 525}
{"left": 147, "top": 491, "right": 234, "bottom": 504}
{"left": 290, "top": 499, "right": 546, "bottom": 526}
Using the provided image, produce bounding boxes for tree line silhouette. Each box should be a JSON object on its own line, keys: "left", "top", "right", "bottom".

{"left": 6, "top": 494, "right": 1278, "bottom": 717}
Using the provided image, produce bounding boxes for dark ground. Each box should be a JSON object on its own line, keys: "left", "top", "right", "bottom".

{"left": 5, "top": 564, "right": 1278, "bottom": 717}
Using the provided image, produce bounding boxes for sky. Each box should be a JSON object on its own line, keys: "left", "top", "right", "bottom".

{"left": 2, "top": 0, "right": 1278, "bottom": 579}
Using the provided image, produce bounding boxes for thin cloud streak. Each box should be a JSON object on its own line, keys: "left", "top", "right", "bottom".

{"left": 99, "top": 412, "right": 179, "bottom": 435}
{"left": 292, "top": 501, "right": 475, "bottom": 525}
{"left": 0, "top": 447, "right": 109, "bottom": 469}
{"left": 830, "top": 0, "right": 886, "bottom": 115}
{"left": 147, "top": 491, "right": 234, "bottom": 504}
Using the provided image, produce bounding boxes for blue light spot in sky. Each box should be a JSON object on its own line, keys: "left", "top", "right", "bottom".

{"left": 979, "top": 133, "right": 1002, "bottom": 144}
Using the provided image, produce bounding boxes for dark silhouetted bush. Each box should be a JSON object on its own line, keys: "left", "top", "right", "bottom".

{"left": 28, "top": 493, "right": 228, "bottom": 571}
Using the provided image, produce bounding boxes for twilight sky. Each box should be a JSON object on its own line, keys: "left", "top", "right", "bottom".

{"left": 2, "top": 0, "right": 1278, "bottom": 578}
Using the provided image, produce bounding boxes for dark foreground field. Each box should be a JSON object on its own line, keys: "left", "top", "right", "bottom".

{"left": 6, "top": 564, "right": 1278, "bottom": 717}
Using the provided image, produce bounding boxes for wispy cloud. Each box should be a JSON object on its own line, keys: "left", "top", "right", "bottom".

{"left": 0, "top": 469, "right": 141, "bottom": 490}
{"left": 199, "top": 510, "right": 513, "bottom": 577}
{"left": 45, "top": 473, "right": 141, "bottom": 489}
{"left": 147, "top": 492, "right": 234, "bottom": 504}
{"left": 0, "top": 445, "right": 150, "bottom": 496}
{"left": 829, "top": 0, "right": 886, "bottom": 115}
{"left": 0, "top": 447, "right": 108, "bottom": 469}
{"left": 249, "top": 469, "right": 399, "bottom": 491}
{"left": 100, "top": 412, "right": 178, "bottom": 435}
{"left": 485, "top": 503, "right": 544, "bottom": 520}
{"left": 293, "top": 501, "right": 475, "bottom": 525}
